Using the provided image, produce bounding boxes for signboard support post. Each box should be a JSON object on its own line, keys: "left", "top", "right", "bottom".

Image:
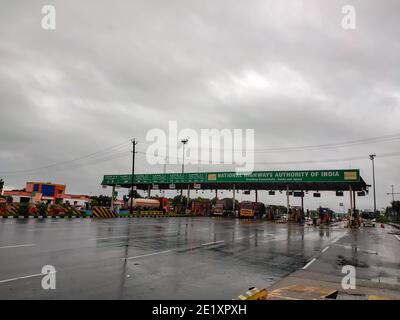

{"left": 187, "top": 184, "right": 190, "bottom": 212}
{"left": 111, "top": 185, "right": 115, "bottom": 212}
{"left": 147, "top": 186, "right": 151, "bottom": 199}
{"left": 349, "top": 186, "right": 353, "bottom": 227}
{"left": 255, "top": 190, "right": 258, "bottom": 203}
{"left": 353, "top": 190, "right": 357, "bottom": 226}
{"left": 286, "top": 185, "right": 290, "bottom": 216}
{"left": 232, "top": 184, "right": 236, "bottom": 213}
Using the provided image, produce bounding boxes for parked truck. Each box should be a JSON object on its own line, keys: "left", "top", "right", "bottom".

{"left": 239, "top": 201, "right": 265, "bottom": 219}
{"left": 191, "top": 198, "right": 211, "bottom": 215}
{"left": 212, "top": 198, "right": 238, "bottom": 216}
{"left": 128, "top": 197, "right": 171, "bottom": 213}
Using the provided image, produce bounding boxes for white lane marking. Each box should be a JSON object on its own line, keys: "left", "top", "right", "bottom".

{"left": 236, "top": 235, "right": 255, "bottom": 241}
{"left": 0, "top": 272, "right": 56, "bottom": 284}
{"left": 302, "top": 258, "right": 316, "bottom": 270}
{"left": 322, "top": 246, "right": 330, "bottom": 253}
{"left": 0, "top": 244, "right": 36, "bottom": 250}
{"left": 89, "top": 230, "right": 179, "bottom": 241}
{"left": 395, "top": 235, "right": 400, "bottom": 241}
{"left": 27, "top": 227, "right": 74, "bottom": 232}
{"left": 329, "top": 232, "right": 347, "bottom": 245}
{"left": 126, "top": 250, "right": 172, "bottom": 260}
{"left": 201, "top": 240, "right": 225, "bottom": 246}
{"left": 88, "top": 236, "right": 130, "bottom": 241}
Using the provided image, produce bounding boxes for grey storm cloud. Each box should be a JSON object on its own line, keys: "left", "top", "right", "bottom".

{"left": 0, "top": 0, "right": 399, "bottom": 210}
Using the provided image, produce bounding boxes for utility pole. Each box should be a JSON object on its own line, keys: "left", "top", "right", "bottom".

{"left": 387, "top": 184, "right": 400, "bottom": 204}
{"left": 369, "top": 154, "right": 377, "bottom": 214}
{"left": 162, "top": 156, "right": 167, "bottom": 197}
{"left": 180, "top": 138, "right": 189, "bottom": 209}
{"left": 130, "top": 138, "right": 138, "bottom": 215}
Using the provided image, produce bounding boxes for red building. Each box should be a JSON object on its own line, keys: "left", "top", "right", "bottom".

{"left": 4, "top": 182, "right": 90, "bottom": 206}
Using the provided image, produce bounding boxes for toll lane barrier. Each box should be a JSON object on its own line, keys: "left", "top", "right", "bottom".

{"left": 65, "top": 207, "right": 82, "bottom": 217}
{"left": 237, "top": 288, "right": 268, "bottom": 300}
{"left": 0, "top": 211, "right": 201, "bottom": 219}
{"left": 92, "top": 207, "right": 118, "bottom": 218}
{"left": 6, "top": 204, "right": 19, "bottom": 216}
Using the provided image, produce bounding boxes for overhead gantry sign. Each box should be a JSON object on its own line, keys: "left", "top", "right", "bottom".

{"left": 101, "top": 169, "right": 367, "bottom": 192}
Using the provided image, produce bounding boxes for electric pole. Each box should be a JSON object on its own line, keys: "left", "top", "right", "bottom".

{"left": 387, "top": 184, "right": 400, "bottom": 204}
{"left": 369, "top": 154, "right": 377, "bottom": 214}
{"left": 130, "top": 138, "right": 138, "bottom": 215}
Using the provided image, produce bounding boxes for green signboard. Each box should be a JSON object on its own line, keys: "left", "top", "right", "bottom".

{"left": 102, "top": 169, "right": 360, "bottom": 186}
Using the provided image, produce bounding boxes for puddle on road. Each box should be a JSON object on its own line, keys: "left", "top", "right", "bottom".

{"left": 371, "top": 277, "right": 400, "bottom": 285}
{"left": 337, "top": 255, "right": 369, "bottom": 268}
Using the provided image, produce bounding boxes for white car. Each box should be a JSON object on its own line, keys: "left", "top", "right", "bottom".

{"left": 363, "top": 218, "right": 376, "bottom": 227}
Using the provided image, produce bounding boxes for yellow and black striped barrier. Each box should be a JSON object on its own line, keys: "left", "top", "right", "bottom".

{"left": 65, "top": 207, "right": 82, "bottom": 217}
{"left": 237, "top": 287, "right": 268, "bottom": 300}
{"left": 92, "top": 207, "right": 118, "bottom": 218}
{"left": 1, "top": 208, "right": 202, "bottom": 219}
{"left": 6, "top": 204, "right": 19, "bottom": 216}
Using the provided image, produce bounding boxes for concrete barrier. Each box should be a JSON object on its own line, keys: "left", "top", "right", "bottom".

{"left": 92, "top": 207, "right": 118, "bottom": 218}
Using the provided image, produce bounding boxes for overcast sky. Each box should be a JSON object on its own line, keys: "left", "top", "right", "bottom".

{"left": 1, "top": 0, "right": 399, "bottom": 211}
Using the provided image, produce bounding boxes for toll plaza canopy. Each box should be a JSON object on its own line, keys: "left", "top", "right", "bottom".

{"left": 102, "top": 169, "right": 368, "bottom": 192}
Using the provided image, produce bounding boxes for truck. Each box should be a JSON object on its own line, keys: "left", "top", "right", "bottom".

{"left": 361, "top": 210, "right": 376, "bottom": 227}
{"left": 191, "top": 198, "right": 211, "bottom": 215}
{"left": 128, "top": 197, "right": 171, "bottom": 214}
{"left": 212, "top": 198, "right": 238, "bottom": 216}
{"left": 239, "top": 201, "right": 265, "bottom": 219}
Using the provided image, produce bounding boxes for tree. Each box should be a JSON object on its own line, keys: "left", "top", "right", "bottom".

{"left": 171, "top": 195, "right": 187, "bottom": 206}
{"left": 128, "top": 190, "right": 142, "bottom": 199}
{"left": 90, "top": 195, "right": 112, "bottom": 207}
{"left": 392, "top": 201, "right": 400, "bottom": 222}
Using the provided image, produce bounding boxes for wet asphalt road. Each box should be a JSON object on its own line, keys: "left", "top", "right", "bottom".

{"left": 0, "top": 217, "right": 398, "bottom": 299}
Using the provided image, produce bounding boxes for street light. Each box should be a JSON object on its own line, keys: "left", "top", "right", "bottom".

{"left": 180, "top": 138, "right": 189, "bottom": 209}
{"left": 369, "top": 154, "right": 376, "bottom": 214}
{"left": 181, "top": 137, "right": 189, "bottom": 174}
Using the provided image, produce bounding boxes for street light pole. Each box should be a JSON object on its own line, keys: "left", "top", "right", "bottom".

{"left": 180, "top": 138, "right": 189, "bottom": 209}
{"left": 369, "top": 154, "right": 377, "bottom": 214}
{"left": 391, "top": 184, "right": 395, "bottom": 204}
{"left": 130, "top": 138, "right": 138, "bottom": 215}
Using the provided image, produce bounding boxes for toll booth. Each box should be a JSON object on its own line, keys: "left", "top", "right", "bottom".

{"left": 101, "top": 169, "right": 369, "bottom": 226}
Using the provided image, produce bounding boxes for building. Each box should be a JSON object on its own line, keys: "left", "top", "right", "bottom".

{"left": 3, "top": 182, "right": 90, "bottom": 207}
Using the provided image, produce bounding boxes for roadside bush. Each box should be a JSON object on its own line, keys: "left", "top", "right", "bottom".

{"left": 36, "top": 202, "right": 48, "bottom": 216}
{"left": 376, "top": 215, "right": 387, "bottom": 223}
{"left": 18, "top": 203, "right": 29, "bottom": 216}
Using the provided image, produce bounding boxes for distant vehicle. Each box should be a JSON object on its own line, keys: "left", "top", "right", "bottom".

{"left": 191, "top": 199, "right": 211, "bottom": 215}
{"left": 128, "top": 197, "right": 171, "bottom": 213}
{"left": 239, "top": 201, "right": 265, "bottom": 219}
{"left": 212, "top": 198, "right": 237, "bottom": 216}
{"left": 361, "top": 211, "right": 376, "bottom": 227}
{"left": 239, "top": 201, "right": 255, "bottom": 218}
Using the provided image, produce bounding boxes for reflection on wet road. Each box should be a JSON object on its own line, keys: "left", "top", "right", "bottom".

{"left": 0, "top": 217, "right": 398, "bottom": 299}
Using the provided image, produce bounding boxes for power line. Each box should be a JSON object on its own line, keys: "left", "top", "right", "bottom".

{"left": 140, "top": 132, "right": 400, "bottom": 153}
{"left": 136, "top": 150, "right": 400, "bottom": 166}
{"left": 0, "top": 141, "right": 130, "bottom": 175}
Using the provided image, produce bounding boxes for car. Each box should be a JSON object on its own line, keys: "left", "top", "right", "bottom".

{"left": 362, "top": 211, "right": 376, "bottom": 227}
